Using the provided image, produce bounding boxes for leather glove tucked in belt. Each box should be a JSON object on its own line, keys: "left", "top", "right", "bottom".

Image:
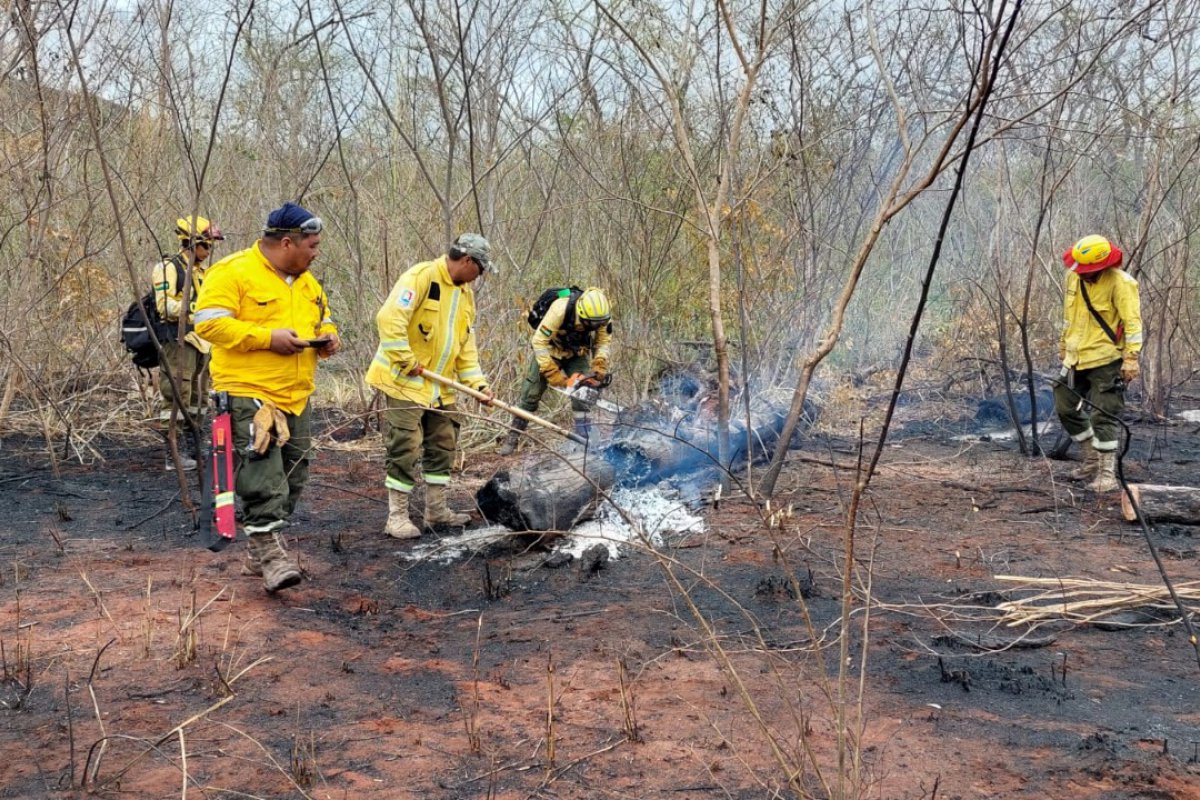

{"left": 251, "top": 402, "right": 290, "bottom": 455}
{"left": 1120, "top": 352, "right": 1140, "bottom": 384}
{"left": 183, "top": 330, "right": 212, "bottom": 354}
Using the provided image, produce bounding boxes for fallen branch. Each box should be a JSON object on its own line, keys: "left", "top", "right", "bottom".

{"left": 993, "top": 575, "right": 1200, "bottom": 627}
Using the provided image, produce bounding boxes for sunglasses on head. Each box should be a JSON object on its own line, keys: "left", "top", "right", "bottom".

{"left": 267, "top": 217, "right": 323, "bottom": 235}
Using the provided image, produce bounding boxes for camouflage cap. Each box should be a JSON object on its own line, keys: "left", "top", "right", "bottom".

{"left": 453, "top": 233, "right": 493, "bottom": 273}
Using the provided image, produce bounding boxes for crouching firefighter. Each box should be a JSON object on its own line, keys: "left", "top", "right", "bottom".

{"left": 194, "top": 203, "right": 341, "bottom": 592}
{"left": 498, "top": 287, "right": 613, "bottom": 455}
{"left": 1053, "top": 234, "right": 1143, "bottom": 493}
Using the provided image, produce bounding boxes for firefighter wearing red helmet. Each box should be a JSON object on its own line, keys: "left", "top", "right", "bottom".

{"left": 154, "top": 214, "right": 225, "bottom": 470}
{"left": 1054, "top": 234, "right": 1143, "bottom": 492}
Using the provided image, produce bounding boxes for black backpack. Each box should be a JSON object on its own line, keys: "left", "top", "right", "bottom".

{"left": 120, "top": 256, "right": 186, "bottom": 369}
{"left": 526, "top": 286, "right": 583, "bottom": 330}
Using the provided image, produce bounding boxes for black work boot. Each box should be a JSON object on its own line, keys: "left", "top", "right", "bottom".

{"left": 497, "top": 417, "right": 528, "bottom": 456}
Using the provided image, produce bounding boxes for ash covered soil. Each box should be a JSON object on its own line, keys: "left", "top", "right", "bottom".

{"left": 2, "top": 410, "right": 1200, "bottom": 799}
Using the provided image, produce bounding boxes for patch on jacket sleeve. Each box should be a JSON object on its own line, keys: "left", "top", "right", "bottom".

{"left": 398, "top": 288, "right": 415, "bottom": 308}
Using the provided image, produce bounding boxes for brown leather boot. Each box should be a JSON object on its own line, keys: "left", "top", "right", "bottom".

{"left": 496, "top": 417, "right": 528, "bottom": 456}
{"left": 384, "top": 489, "right": 420, "bottom": 539}
{"left": 1088, "top": 451, "right": 1118, "bottom": 493}
{"left": 246, "top": 532, "right": 302, "bottom": 593}
{"left": 424, "top": 485, "right": 470, "bottom": 527}
{"left": 241, "top": 548, "right": 262, "bottom": 576}
{"left": 1070, "top": 441, "right": 1101, "bottom": 482}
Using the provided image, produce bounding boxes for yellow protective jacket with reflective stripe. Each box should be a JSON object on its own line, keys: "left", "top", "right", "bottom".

{"left": 1060, "top": 268, "right": 1143, "bottom": 371}
{"left": 153, "top": 252, "right": 204, "bottom": 323}
{"left": 532, "top": 295, "right": 613, "bottom": 379}
{"left": 193, "top": 241, "right": 337, "bottom": 415}
{"left": 153, "top": 252, "right": 211, "bottom": 354}
{"left": 364, "top": 256, "right": 489, "bottom": 405}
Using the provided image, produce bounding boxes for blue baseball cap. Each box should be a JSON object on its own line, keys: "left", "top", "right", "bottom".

{"left": 265, "top": 202, "right": 320, "bottom": 233}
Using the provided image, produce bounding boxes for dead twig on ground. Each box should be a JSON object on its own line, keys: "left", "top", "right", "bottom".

{"left": 994, "top": 575, "right": 1200, "bottom": 627}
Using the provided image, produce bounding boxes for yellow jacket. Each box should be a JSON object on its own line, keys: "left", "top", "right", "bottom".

{"left": 153, "top": 252, "right": 211, "bottom": 354}
{"left": 365, "top": 256, "right": 489, "bottom": 405}
{"left": 1060, "top": 268, "right": 1143, "bottom": 371}
{"left": 533, "top": 295, "right": 612, "bottom": 383}
{"left": 194, "top": 241, "right": 338, "bottom": 414}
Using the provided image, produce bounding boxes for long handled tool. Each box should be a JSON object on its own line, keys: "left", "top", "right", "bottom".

{"left": 419, "top": 368, "right": 586, "bottom": 445}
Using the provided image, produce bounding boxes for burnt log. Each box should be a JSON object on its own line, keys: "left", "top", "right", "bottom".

{"left": 606, "top": 387, "right": 817, "bottom": 486}
{"left": 1121, "top": 484, "right": 1200, "bottom": 524}
{"left": 476, "top": 450, "right": 615, "bottom": 533}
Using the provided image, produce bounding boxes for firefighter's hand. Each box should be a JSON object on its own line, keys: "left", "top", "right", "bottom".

{"left": 477, "top": 387, "right": 495, "bottom": 406}
{"left": 408, "top": 364, "right": 424, "bottom": 376}
{"left": 269, "top": 329, "right": 307, "bottom": 355}
{"left": 1120, "top": 353, "right": 1140, "bottom": 383}
{"left": 566, "top": 373, "right": 586, "bottom": 388}
{"left": 317, "top": 332, "right": 341, "bottom": 357}
{"left": 547, "top": 371, "right": 569, "bottom": 388}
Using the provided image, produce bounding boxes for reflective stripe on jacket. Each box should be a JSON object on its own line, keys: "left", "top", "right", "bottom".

{"left": 193, "top": 241, "right": 337, "bottom": 414}
{"left": 1060, "top": 268, "right": 1143, "bottom": 371}
{"left": 364, "top": 256, "right": 489, "bottom": 405}
{"left": 532, "top": 296, "right": 613, "bottom": 378}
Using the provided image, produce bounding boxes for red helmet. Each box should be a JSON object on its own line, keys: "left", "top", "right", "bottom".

{"left": 1062, "top": 234, "right": 1122, "bottom": 274}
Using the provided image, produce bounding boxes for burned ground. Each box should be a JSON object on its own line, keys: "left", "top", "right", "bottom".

{"left": 2, "top": 407, "right": 1200, "bottom": 799}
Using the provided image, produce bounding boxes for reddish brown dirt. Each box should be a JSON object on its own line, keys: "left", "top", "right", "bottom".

{"left": 2, "top": 413, "right": 1200, "bottom": 799}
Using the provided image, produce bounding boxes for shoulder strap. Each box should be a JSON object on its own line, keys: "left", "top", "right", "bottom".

{"left": 1078, "top": 280, "right": 1120, "bottom": 344}
{"left": 170, "top": 253, "right": 187, "bottom": 286}
{"left": 560, "top": 286, "right": 587, "bottom": 328}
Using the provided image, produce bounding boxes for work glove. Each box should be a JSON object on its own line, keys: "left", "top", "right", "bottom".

{"left": 408, "top": 364, "right": 424, "bottom": 376}
{"left": 183, "top": 330, "right": 212, "bottom": 354}
{"left": 583, "top": 372, "right": 612, "bottom": 389}
{"left": 1120, "top": 352, "right": 1140, "bottom": 384}
{"left": 566, "top": 373, "right": 586, "bottom": 388}
{"left": 251, "top": 402, "right": 291, "bottom": 455}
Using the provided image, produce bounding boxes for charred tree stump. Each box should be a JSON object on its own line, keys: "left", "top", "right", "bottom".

{"left": 1121, "top": 484, "right": 1200, "bottom": 524}
{"left": 606, "top": 388, "right": 817, "bottom": 485}
{"left": 476, "top": 450, "right": 615, "bottom": 533}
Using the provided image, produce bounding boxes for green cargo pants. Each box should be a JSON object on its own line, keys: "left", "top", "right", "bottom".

{"left": 1053, "top": 358, "right": 1125, "bottom": 451}
{"left": 229, "top": 396, "right": 312, "bottom": 533}
{"left": 158, "top": 340, "right": 208, "bottom": 419}
{"left": 515, "top": 354, "right": 592, "bottom": 414}
{"left": 383, "top": 398, "right": 461, "bottom": 493}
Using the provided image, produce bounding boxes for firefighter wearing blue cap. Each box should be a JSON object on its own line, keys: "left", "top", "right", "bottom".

{"left": 194, "top": 202, "right": 342, "bottom": 592}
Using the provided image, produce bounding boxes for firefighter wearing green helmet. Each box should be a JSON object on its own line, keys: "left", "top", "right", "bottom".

{"left": 498, "top": 286, "right": 613, "bottom": 455}
{"left": 1054, "top": 234, "right": 1143, "bottom": 493}
{"left": 154, "top": 214, "right": 225, "bottom": 470}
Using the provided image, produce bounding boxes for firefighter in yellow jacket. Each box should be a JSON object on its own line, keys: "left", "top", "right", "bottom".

{"left": 365, "top": 233, "right": 495, "bottom": 540}
{"left": 155, "top": 215, "right": 224, "bottom": 470}
{"left": 1054, "top": 234, "right": 1143, "bottom": 493}
{"left": 195, "top": 202, "right": 341, "bottom": 592}
{"left": 496, "top": 287, "right": 612, "bottom": 455}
